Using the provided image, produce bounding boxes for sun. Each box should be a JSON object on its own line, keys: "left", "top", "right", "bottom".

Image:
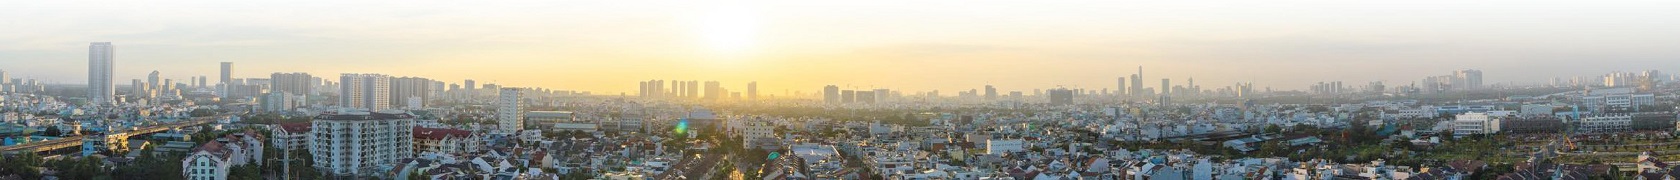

{"left": 695, "top": 4, "right": 760, "bottom": 54}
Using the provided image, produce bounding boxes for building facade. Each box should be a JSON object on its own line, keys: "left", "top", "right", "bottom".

{"left": 310, "top": 111, "right": 415, "bottom": 176}
{"left": 497, "top": 88, "right": 524, "bottom": 133}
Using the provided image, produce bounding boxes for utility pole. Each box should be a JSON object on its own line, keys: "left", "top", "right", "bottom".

{"left": 269, "top": 143, "right": 301, "bottom": 180}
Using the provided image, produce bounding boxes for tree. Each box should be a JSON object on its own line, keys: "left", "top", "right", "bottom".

{"left": 1264, "top": 124, "right": 1283, "bottom": 134}
{"left": 44, "top": 126, "right": 62, "bottom": 136}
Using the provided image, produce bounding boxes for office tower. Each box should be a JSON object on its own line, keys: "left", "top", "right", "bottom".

{"left": 823, "top": 85, "right": 840, "bottom": 104}
{"left": 390, "top": 77, "right": 434, "bottom": 109}
{"left": 704, "top": 81, "right": 721, "bottom": 100}
{"left": 271, "top": 72, "right": 314, "bottom": 95}
{"left": 1047, "top": 88, "right": 1074, "bottom": 105}
{"left": 747, "top": 81, "right": 758, "bottom": 100}
{"left": 497, "top": 88, "right": 524, "bottom": 133}
{"left": 1130, "top": 71, "right": 1143, "bottom": 98}
{"left": 197, "top": 76, "right": 208, "bottom": 88}
{"left": 340, "top": 74, "right": 391, "bottom": 111}
{"left": 1188, "top": 77, "right": 1196, "bottom": 97}
{"left": 217, "top": 62, "right": 232, "bottom": 85}
{"left": 984, "top": 85, "right": 997, "bottom": 100}
{"left": 310, "top": 111, "right": 415, "bottom": 176}
{"left": 841, "top": 90, "right": 856, "bottom": 103}
{"left": 131, "top": 79, "right": 145, "bottom": 97}
{"left": 87, "top": 42, "right": 115, "bottom": 106}
{"left": 1117, "top": 77, "right": 1126, "bottom": 97}
{"left": 1160, "top": 78, "right": 1171, "bottom": 96}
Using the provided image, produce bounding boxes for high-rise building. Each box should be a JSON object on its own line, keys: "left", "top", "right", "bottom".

{"left": 271, "top": 72, "right": 314, "bottom": 95}
{"left": 1117, "top": 77, "right": 1126, "bottom": 97}
{"left": 1130, "top": 66, "right": 1144, "bottom": 98}
{"left": 984, "top": 85, "right": 997, "bottom": 100}
{"left": 704, "top": 81, "right": 721, "bottom": 100}
{"left": 390, "top": 77, "right": 435, "bottom": 109}
{"left": 147, "top": 70, "right": 160, "bottom": 92}
{"left": 219, "top": 62, "right": 232, "bottom": 85}
{"left": 310, "top": 111, "right": 415, "bottom": 176}
{"left": 687, "top": 81, "right": 699, "bottom": 98}
{"left": 87, "top": 42, "right": 116, "bottom": 106}
{"left": 747, "top": 81, "right": 758, "bottom": 100}
{"left": 339, "top": 74, "right": 391, "bottom": 111}
{"left": 464, "top": 79, "right": 476, "bottom": 93}
{"left": 823, "top": 85, "right": 840, "bottom": 104}
{"left": 497, "top": 88, "right": 525, "bottom": 133}
{"left": 841, "top": 90, "right": 856, "bottom": 103}
{"left": 1160, "top": 78, "right": 1171, "bottom": 97}
{"left": 856, "top": 90, "right": 876, "bottom": 104}
{"left": 1454, "top": 69, "right": 1483, "bottom": 89}
{"left": 1047, "top": 88, "right": 1074, "bottom": 105}
{"left": 197, "top": 76, "right": 208, "bottom": 88}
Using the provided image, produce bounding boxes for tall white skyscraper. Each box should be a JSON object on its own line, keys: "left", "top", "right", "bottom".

{"left": 87, "top": 42, "right": 115, "bottom": 106}
{"left": 339, "top": 74, "right": 391, "bottom": 111}
{"left": 496, "top": 88, "right": 524, "bottom": 133}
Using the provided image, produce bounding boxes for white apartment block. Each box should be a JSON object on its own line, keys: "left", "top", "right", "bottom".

{"left": 1580, "top": 113, "right": 1632, "bottom": 133}
{"left": 741, "top": 120, "right": 777, "bottom": 149}
{"left": 339, "top": 74, "right": 391, "bottom": 111}
{"left": 271, "top": 123, "right": 312, "bottom": 151}
{"left": 497, "top": 88, "right": 524, "bottom": 133}
{"left": 1453, "top": 112, "right": 1500, "bottom": 136}
{"left": 310, "top": 111, "right": 415, "bottom": 176}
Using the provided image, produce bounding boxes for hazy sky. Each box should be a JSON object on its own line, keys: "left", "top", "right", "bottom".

{"left": 3, "top": 0, "right": 1679, "bottom": 95}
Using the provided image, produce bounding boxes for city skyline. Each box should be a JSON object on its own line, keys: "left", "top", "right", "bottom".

{"left": 5, "top": 1, "right": 1680, "bottom": 94}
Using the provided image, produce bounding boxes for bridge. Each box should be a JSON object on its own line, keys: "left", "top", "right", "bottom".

{"left": 0, "top": 116, "right": 219, "bottom": 155}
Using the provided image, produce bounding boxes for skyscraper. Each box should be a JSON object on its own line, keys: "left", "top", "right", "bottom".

{"left": 218, "top": 62, "right": 232, "bottom": 97}
{"left": 1160, "top": 78, "right": 1171, "bottom": 96}
{"left": 271, "top": 72, "right": 315, "bottom": 95}
{"left": 219, "top": 62, "right": 232, "bottom": 85}
{"left": 984, "top": 85, "right": 997, "bottom": 100}
{"left": 1117, "top": 77, "right": 1126, "bottom": 97}
{"left": 497, "top": 88, "right": 524, "bottom": 133}
{"left": 1130, "top": 66, "right": 1144, "bottom": 98}
{"left": 1454, "top": 69, "right": 1483, "bottom": 89}
{"left": 747, "top": 81, "right": 758, "bottom": 100}
{"left": 390, "top": 77, "right": 435, "bottom": 109}
{"left": 464, "top": 79, "right": 476, "bottom": 92}
{"left": 687, "top": 81, "right": 699, "bottom": 98}
{"left": 823, "top": 85, "right": 840, "bottom": 104}
{"left": 704, "top": 81, "right": 721, "bottom": 100}
{"left": 87, "top": 42, "right": 115, "bottom": 106}
{"left": 340, "top": 74, "right": 391, "bottom": 111}
{"left": 147, "top": 70, "right": 160, "bottom": 91}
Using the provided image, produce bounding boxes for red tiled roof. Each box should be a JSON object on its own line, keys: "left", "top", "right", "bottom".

{"left": 414, "top": 126, "right": 474, "bottom": 140}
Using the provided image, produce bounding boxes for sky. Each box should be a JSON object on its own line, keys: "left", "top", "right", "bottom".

{"left": 3, "top": 0, "right": 1679, "bottom": 96}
